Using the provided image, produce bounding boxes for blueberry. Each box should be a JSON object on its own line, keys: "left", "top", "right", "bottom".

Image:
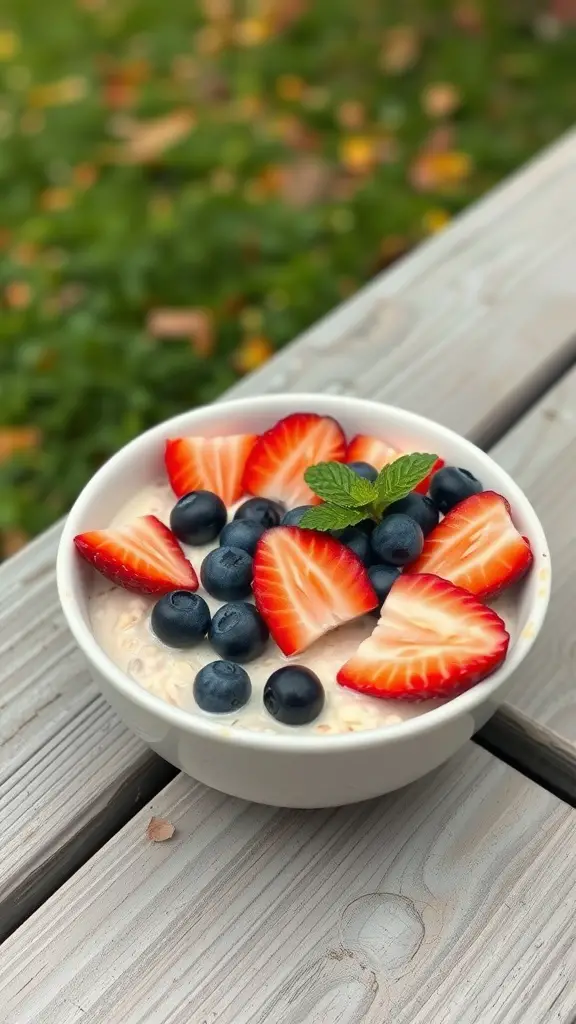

{"left": 429, "top": 466, "right": 483, "bottom": 514}
{"left": 201, "top": 546, "right": 253, "bottom": 601}
{"left": 348, "top": 460, "right": 378, "bottom": 482}
{"left": 264, "top": 666, "right": 325, "bottom": 726}
{"left": 384, "top": 493, "right": 439, "bottom": 535}
{"left": 367, "top": 564, "right": 401, "bottom": 614}
{"left": 194, "top": 660, "right": 251, "bottom": 714}
{"left": 356, "top": 518, "right": 376, "bottom": 536}
{"left": 234, "top": 497, "right": 284, "bottom": 529}
{"left": 281, "top": 505, "right": 313, "bottom": 527}
{"left": 337, "top": 526, "right": 372, "bottom": 565}
{"left": 209, "top": 601, "right": 269, "bottom": 663}
{"left": 151, "top": 590, "right": 211, "bottom": 648}
{"left": 370, "top": 514, "right": 424, "bottom": 567}
{"left": 219, "top": 519, "right": 265, "bottom": 556}
{"left": 170, "top": 490, "right": 227, "bottom": 545}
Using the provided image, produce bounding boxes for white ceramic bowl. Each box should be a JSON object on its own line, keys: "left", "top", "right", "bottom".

{"left": 57, "top": 394, "right": 551, "bottom": 807}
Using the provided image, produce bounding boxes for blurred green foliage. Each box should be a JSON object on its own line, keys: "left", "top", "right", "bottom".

{"left": 0, "top": 0, "right": 575, "bottom": 550}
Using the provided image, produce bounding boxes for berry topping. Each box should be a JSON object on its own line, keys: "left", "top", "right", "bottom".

{"left": 264, "top": 666, "right": 325, "bottom": 726}
{"left": 219, "top": 519, "right": 266, "bottom": 556}
{"left": 367, "top": 563, "right": 401, "bottom": 612}
{"left": 407, "top": 491, "right": 533, "bottom": 598}
{"left": 348, "top": 460, "right": 378, "bottom": 482}
{"left": 383, "top": 492, "right": 439, "bottom": 535}
{"left": 208, "top": 601, "right": 269, "bottom": 663}
{"left": 370, "top": 514, "right": 424, "bottom": 567}
{"left": 234, "top": 496, "right": 284, "bottom": 529}
{"left": 200, "top": 546, "right": 253, "bottom": 601}
{"left": 337, "top": 574, "right": 509, "bottom": 700}
{"left": 151, "top": 590, "right": 211, "bottom": 648}
{"left": 346, "top": 435, "right": 443, "bottom": 494}
{"left": 165, "top": 433, "right": 257, "bottom": 505}
{"left": 242, "top": 412, "right": 346, "bottom": 507}
{"left": 252, "top": 526, "right": 378, "bottom": 656}
{"left": 336, "top": 526, "right": 372, "bottom": 565}
{"left": 281, "top": 505, "right": 314, "bottom": 527}
{"left": 170, "top": 490, "right": 227, "bottom": 546}
{"left": 194, "top": 661, "right": 251, "bottom": 714}
{"left": 429, "top": 466, "right": 483, "bottom": 514}
{"left": 74, "top": 515, "right": 198, "bottom": 595}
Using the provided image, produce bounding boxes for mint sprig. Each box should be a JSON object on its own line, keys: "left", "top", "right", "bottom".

{"left": 299, "top": 452, "right": 438, "bottom": 532}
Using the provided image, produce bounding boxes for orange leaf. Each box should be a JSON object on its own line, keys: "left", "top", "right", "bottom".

{"left": 119, "top": 110, "right": 196, "bottom": 163}
{"left": 0, "top": 427, "right": 41, "bottom": 461}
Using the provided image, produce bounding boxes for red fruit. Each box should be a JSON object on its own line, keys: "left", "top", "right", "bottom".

{"left": 243, "top": 413, "right": 346, "bottom": 507}
{"left": 407, "top": 491, "right": 533, "bottom": 598}
{"left": 252, "top": 526, "right": 378, "bottom": 656}
{"left": 165, "top": 433, "right": 257, "bottom": 506}
{"left": 346, "top": 435, "right": 443, "bottom": 494}
{"left": 337, "top": 573, "right": 509, "bottom": 700}
{"left": 74, "top": 515, "right": 198, "bottom": 595}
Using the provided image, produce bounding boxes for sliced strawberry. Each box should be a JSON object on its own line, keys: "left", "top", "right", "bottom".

{"left": 337, "top": 573, "right": 509, "bottom": 700}
{"left": 407, "top": 491, "right": 533, "bottom": 598}
{"left": 346, "top": 434, "right": 443, "bottom": 494}
{"left": 253, "top": 526, "right": 378, "bottom": 656}
{"left": 165, "top": 433, "right": 257, "bottom": 505}
{"left": 242, "top": 413, "right": 346, "bottom": 507}
{"left": 74, "top": 515, "right": 198, "bottom": 595}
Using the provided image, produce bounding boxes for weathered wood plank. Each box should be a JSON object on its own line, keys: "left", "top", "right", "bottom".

{"left": 1, "top": 750, "right": 574, "bottom": 1024}
{"left": 3, "top": 128, "right": 576, "bottom": 924}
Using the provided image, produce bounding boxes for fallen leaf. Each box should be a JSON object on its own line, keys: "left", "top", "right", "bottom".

{"left": 118, "top": 109, "right": 196, "bottom": 163}
{"left": 380, "top": 26, "right": 420, "bottom": 74}
{"left": 147, "top": 307, "right": 214, "bottom": 355}
{"left": 422, "top": 83, "right": 461, "bottom": 119}
{"left": 146, "top": 817, "right": 175, "bottom": 842}
{"left": 233, "top": 336, "right": 273, "bottom": 374}
{"left": 0, "top": 426, "right": 41, "bottom": 461}
{"left": 4, "top": 281, "right": 31, "bottom": 309}
{"left": 2, "top": 528, "right": 29, "bottom": 558}
{"left": 29, "top": 76, "right": 87, "bottom": 108}
{"left": 410, "top": 150, "right": 472, "bottom": 192}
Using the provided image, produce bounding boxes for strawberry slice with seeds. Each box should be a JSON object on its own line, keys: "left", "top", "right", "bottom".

{"left": 165, "top": 433, "right": 257, "bottom": 505}
{"left": 407, "top": 491, "right": 533, "bottom": 598}
{"left": 346, "top": 435, "right": 443, "bottom": 494}
{"left": 253, "top": 526, "right": 378, "bottom": 656}
{"left": 74, "top": 515, "right": 198, "bottom": 595}
{"left": 243, "top": 413, "right": 346, "bottom": 507}
{"left": 337, "top": 573, "right": 509, "bottom": 700}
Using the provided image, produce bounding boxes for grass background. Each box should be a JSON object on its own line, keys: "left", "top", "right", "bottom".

{"left": 1, "top": 0, "right": 575, "bottom": 553}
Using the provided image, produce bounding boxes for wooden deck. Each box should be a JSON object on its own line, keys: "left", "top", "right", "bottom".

{"left": 2, "top": 130, "right": 576, "bottom": 1023}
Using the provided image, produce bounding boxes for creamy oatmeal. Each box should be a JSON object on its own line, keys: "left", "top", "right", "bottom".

{"left": 88, "top": 481, "right": 519, "bottom": 735}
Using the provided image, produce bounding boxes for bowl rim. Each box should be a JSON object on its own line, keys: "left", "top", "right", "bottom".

{"left": 56, "top": 392, "right": 551, "bottom": 753}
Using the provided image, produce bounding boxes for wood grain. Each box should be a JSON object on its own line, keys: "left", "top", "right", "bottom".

{"left": 1, "top": 749, "right": 574, "bottom": 1023}
{"left": 3, "top": 129, "right": 576, "bottom": 928}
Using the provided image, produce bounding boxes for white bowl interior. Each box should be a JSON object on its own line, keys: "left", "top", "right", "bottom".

{"left": 57, "top": 393, "right": 551, "bottom": 750}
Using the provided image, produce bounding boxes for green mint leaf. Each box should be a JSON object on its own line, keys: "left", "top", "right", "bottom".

{"left": 299, "top": 504, "right": 368, "bottom": 532}
{"left": 304, "top": 461, "right": 376, "bottom": 508}
{"left": 376, "top": 453, "right": 438, "bottom": 506}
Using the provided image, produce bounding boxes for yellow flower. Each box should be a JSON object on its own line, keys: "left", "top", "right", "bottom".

{"left": 339, "top": 136, "right": 378, "bottom": 174}
{"left": 422, "top": 208, "right": 451, "bottom": 234}
{"left": 0, "top": 31, "right": 19, "bottom": 61}
{"left": 276, "top": 74, "right": 305, "bottom": 102}
{"left": 234, "top": 18, "right": 271, "bottom": 46}
{"left": 410, "top": 151, "right": 473, "bottom": 192}
{"left": 234, "top": 336, "right": 273, "bottom": 374}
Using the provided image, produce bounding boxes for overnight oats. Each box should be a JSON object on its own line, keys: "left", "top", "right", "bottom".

{"left": 77, "top": 411, "right": 533, "bottom": 736}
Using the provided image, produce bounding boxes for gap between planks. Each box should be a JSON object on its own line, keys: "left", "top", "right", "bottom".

{"left": 3, "top": 128, "right": 576, "bottom": 942}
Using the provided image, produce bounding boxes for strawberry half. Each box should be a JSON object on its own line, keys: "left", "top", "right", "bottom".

{"left": 165, "top": 433, "right": 257, "bottom": 505}
{"left": 253, "top": 526, "right": 378, "bottom": 656}
{"left": 407, "top": 491, "right": 533, "bottom": 598}
{"left": 346, "top": 434, "right": 443, "bottom": 494}
{"left": 74, "top": 515, "right": 198, "bottom": 595}
{"left": 337, "top": 573, "right": 509, "bottom": 700}
{"left": 242, "top": 413, "right": 346, "bottom": 507}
